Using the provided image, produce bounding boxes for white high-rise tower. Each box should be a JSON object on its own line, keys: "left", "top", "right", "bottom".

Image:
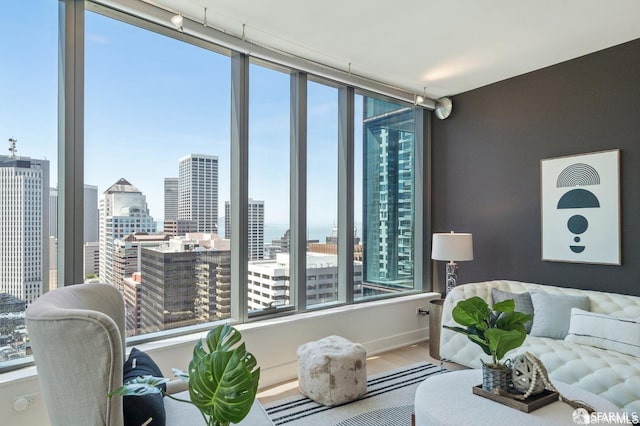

{"left": 225, "top": 198, "right": 264, "bottom": 260}
{"left": 164, "top": 177, "right": 179, "bottom": 221}
{"left": 0, "top": 144, "right": 50, "bottom": 304}
{"left": 178, "top": 154, "right": 218, "bottom": 233}
{"left": 99, "top": 178, "right": 156, "bottom": 287}
{"left": 84, "top": 184, "right": 99, "bottom": 243}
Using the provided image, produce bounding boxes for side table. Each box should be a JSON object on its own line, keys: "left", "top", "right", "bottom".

{"left": 428, "top": 299, "right": 444, "bottom": 360}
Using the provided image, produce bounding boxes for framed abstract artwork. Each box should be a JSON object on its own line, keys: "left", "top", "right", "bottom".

{"left": 540, "top": 149, "right": 621, "bottom": 265}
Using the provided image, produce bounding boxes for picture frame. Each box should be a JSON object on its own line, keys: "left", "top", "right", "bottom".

{"left": 540, "top": 149, "right": 620, "bottom": 265}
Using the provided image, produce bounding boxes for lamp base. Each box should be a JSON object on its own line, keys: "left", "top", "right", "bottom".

{"left": 445, "top": 262, "right": 458, "bottom": 296}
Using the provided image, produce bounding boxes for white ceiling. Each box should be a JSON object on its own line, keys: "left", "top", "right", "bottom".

{"left": 145, "top": 0, "right": 640, "bottom": 99}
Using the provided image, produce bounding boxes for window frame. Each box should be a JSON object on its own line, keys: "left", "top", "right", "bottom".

{"left": 0, "top": 0, "right": 431, "bottom": 374}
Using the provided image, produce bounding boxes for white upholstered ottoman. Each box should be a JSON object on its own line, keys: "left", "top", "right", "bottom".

{"left": 297, "top": 335, "right": 367, "bottom": 406}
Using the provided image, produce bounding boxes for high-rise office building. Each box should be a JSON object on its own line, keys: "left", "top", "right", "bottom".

{"left": 164, "top": 177, "right": 178, "bottom": 221}
{"left": 246, "top": 253, "right": 363, "bottom": 311}
{"left": 224, "top": 198, "right": 264, "bottom": 260}
{"left": 83, "top": 241, "right": 99, "bottom": 279}
{"left": 123, "top": 272, "right": 143, "bottom": 337}
{"left": 163, "top": 219, "right": 198, "bottom": 237}
{"left": 139, "top": 241, "right": 230, "bottom": 334}
{"left": 178, "top": 154, "right": 218, "bottom": 233}
{"left": 362, "top": 97, "right": 414, "bottom": 289}
{"left": 99, "top": 178, "right": 157, "bottom": 286}
{"left": 0, "top": 153, "right": 50, "bottom": 304}
{"left": 112, "top": 233, "right": 169, "bottom": 293}
{"left": 84, "top": 184, "right": 99, "bottom": 243}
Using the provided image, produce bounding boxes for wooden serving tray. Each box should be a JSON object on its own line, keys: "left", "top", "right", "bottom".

{"left": 472, "top": 385, "right": 559, "bottom": 413}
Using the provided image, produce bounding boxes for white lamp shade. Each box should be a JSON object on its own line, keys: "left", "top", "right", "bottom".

{"left": 431, "top": 232, "right": 473, "bottom": 262}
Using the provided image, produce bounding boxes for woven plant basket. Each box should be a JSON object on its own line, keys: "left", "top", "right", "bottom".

{"left": 481, "top": 363, "right": 511, "bottom": 392}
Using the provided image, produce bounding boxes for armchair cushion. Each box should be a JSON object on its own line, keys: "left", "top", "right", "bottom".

{"left": 123, "top": 348, "right": 166, "bottom": 426}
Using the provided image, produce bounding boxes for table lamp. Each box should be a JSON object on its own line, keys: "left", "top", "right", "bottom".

{"left": 431, "top": 232, "right": 474, "bottom": 296}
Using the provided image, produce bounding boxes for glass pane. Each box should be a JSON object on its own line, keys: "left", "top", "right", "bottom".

{"left": 306, "top": 80, "right": 339, "bottom": 307}
{"left": 0, "top": 0, "right": 57, "bottom": 366}
{"left": 248, "top": 61, "right": 290, "bottom": 312}
{"left": 356, "top": 94, "right": 415, "bottom": 298}
{"left": 85, "top": 11, "right": 231, "bottom": 336}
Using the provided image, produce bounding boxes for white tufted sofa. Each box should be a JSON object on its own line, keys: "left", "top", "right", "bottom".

{"left": 439, "top": 280, "right": 640, "bottom": 415}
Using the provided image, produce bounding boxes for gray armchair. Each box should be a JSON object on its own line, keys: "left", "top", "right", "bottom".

{"left": 25, "top": 283, "right": 273, "bottom": 426}
{"left": 26, "top": 283, "right": 127, "bottom": 425}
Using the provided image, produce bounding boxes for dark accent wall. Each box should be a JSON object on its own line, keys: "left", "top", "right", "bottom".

{"left": 432, "top": 38, "right": 640, "bottom": 296}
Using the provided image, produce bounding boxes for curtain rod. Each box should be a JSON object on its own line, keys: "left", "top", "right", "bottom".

{"left": 89, "top": 0, "right": 436, "bottom": 110}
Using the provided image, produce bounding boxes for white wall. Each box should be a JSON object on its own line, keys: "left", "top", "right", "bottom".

{"left": 0, "top": 292, "right": 439, "bottom": 425}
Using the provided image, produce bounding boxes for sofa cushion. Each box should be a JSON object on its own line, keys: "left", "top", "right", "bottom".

{"left": 123, "top": 348, "right": 166, "bottom": 426}
{"left": 565, "top": 308, "right": 640, "bottom": 358}
{"left": 529, "top": 292, "right": 589, "bottom": 339}
{"left": 491, "top": 288, "right": 534, "bottom": 333}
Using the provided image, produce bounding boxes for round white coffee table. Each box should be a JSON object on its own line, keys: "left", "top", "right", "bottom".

{"left": 414, "top": 370, "right": 621, "bottom": 426}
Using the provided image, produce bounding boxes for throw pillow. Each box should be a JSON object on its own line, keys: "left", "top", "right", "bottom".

{"left": 123, "top": 348, "right": 166, "bottom": 426}
{"left": 491, "top": 288, "right": 534, "bottom": 333}
{"left": 565, "top": 308, "right": 640, "bottom": 358}
{"left": 529, "top": 292, "right": 590, "bottom": 339}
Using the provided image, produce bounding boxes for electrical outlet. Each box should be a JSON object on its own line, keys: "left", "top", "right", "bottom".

{"left": 13, "top": 392, "right": 39, "bottom": 411}
{"left": 416, "top": 307, "right": 429, "bottom": 316}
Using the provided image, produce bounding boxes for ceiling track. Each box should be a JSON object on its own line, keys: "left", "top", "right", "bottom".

{"left": 88, "top": 0, "right": 437, "bottom": 110}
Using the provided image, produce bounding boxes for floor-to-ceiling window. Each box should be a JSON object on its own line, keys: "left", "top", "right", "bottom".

{"left": 247, "top": 60, "right": 291, "bottom": 313}
{"left": 0, "top": 0, "right": 426, "bottom": 372}
{"left": 0, "top": 0, "right": 57, "bottom": 366}
{"left": 356, "top": 94, "right": 416, "bottom": 299}
{"left": 85, "top": 9, "right": 232, "bottom": 336}
{"left": 306, "top": 79, "right": 342, "bottom": 307}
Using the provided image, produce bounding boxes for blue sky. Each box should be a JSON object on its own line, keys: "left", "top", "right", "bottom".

{"left": 2, "top": 2, "right": 363, "bottom": 240}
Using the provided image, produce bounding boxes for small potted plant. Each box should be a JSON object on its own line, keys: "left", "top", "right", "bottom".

{"left": 443, "top": 297, "right": 532, "bottom": 392}
{"left": 110, "top": 324, "right": 260, "bottom": 426}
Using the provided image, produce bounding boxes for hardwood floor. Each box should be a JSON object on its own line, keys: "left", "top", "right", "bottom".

{"left": 257, "top": 340, "right": 463, "bottom": 405}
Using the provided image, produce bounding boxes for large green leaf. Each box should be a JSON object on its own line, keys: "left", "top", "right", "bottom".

{"left": 492, "top": 299, "right": 515, "bottom": 313}
{"left": 451, "top": 297, "right": 490, "bottom": 329}
{"left": 485, "top": 328, "right": 527, "bottom": 362}
{"left": 185, "top": 326, "right": 261, "bottom": 425}
{"left": 496, "top": 311, "right": 533, "bottom": 331}
{"left": 191, "top": 324, "right": 241, "bottom": 370}
{"left": 188, "top": 344, "right": 260, "bottom": 425}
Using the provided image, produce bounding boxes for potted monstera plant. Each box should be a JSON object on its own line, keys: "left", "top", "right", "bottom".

{"left": 109, "top": 324, "right": 260, "bottom": 426}
{"left": 443, "top": 297, "right": 532, "bottom": 392}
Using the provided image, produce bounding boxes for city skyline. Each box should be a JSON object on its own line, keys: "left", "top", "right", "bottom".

{"left": 0, "top": 1, "right": 415, "bottom": 366}
{"left": 2, "top": 4, "right": 363, "bottom": 232}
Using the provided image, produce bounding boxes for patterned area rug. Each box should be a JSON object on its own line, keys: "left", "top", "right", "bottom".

{"left": 264, "top": 362, "right": 449, "bottom": 426}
